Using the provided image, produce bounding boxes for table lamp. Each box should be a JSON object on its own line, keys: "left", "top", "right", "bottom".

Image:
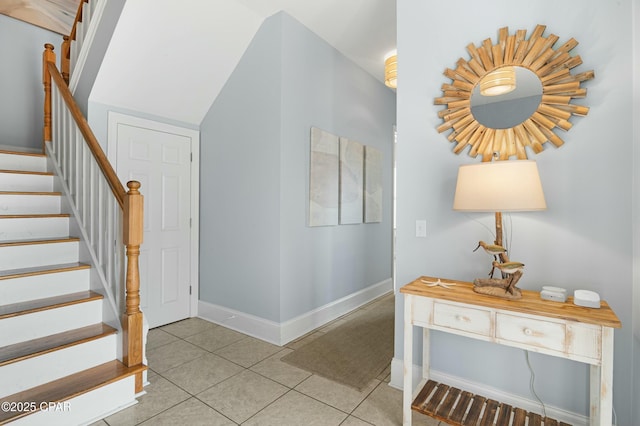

{"left": 453, "top": 160, "right": 546, "bottom": 299}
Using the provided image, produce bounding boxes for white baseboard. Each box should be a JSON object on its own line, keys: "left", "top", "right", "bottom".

{"left": 279, "top": 278, "right": 392, "bottom": 344}
{"left": 198, "top": 278, "right": 392, "bottom": 346}
{"left": 389, "top": 357, "right": 588, "bottom": 426}
{"left": 197, "top": 301, "right": 282, "bottom": 345}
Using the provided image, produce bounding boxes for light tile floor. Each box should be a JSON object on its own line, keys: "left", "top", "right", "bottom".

{"left": 93, "top": 295, "right": 441, "bottom": 425}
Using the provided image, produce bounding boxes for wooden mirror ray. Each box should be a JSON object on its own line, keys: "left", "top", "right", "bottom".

{"left": 435, "top": 24, "right": 593, "bottom": 162}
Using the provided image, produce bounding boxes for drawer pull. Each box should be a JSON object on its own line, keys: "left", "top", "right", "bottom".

{"left": 524, "top": 328, "right": 533, "bottom": 336}
{"left": 456, "top": 315, "right": 470, "bottom": 322}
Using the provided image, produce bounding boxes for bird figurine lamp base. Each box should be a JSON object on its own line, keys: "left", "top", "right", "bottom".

{"left": 471, "top": 212, "right": 524, "bottom": 300}
{"left": 473, "top": 273, "right": 523, "bottom": 300}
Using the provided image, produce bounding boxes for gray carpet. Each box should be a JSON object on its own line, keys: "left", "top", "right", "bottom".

{"left": 282, "top": 295, "right": 394, "bottom": 390}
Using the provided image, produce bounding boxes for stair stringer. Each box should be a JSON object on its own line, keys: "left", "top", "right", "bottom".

{"left": 44, "top": 144, "right": 124, "bottom": 358}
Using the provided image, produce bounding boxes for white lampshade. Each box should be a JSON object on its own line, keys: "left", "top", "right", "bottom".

{"left": 479, "top": 66, "right": 516, "bottom": 96}
{"left": 453, "top": 160, "right": 546, "bottom": 212}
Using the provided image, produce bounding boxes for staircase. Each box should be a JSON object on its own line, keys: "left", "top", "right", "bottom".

{"left": 0, "top": 149, "right": 144, "bottom": 425}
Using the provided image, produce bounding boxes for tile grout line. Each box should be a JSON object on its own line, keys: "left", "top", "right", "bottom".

{"left": 135, "top": 293, "right": 396, "bottom": 426}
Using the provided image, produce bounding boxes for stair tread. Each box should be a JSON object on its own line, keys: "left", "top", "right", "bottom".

{"left": 0, "top": 148, "right": 144, "bottom": 424}
{"left": 0, "top": 150, "right": 46, "bottom": 158}
{"left": 0, "top": 360, "right": 146, "bottom": 423}
{"left": 0, "top": 237, "right": 79, "bottom": 247}
{"left": 0, "top": 214, "right": 70, "bottom": 219}
{"left": 0, "top": 323, "right": 117, "bottom": 366}
{"left": 0, "top": 291, "right": 103, "bottom": 319}
{"left": 0, "top": 262, "right": 90, "bottom": 280}
{"left": 0, "top": 191, "right": 60, "bottom": 195}
{"left": 0, "top": 169, "right": 53, "bottom": 176}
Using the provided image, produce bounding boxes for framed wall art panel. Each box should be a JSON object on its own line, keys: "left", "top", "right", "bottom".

{"left": 309, "top": 127, "right": 339, "bottom": 226}
{"left": 339, "top": 137, "right": 364, "bottom": 225}
{"left": 364, "top": 145, "right": 383, "bottom": 223}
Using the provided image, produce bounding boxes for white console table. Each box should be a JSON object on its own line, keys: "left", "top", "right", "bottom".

{"left": 401, "top": 276, "right": 621, "bottom": 426}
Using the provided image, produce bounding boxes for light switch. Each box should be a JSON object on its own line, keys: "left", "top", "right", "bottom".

{"left": 415, "top": 220, "right": 427, "bottom": 237}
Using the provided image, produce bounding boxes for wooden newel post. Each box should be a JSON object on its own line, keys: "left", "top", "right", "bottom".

{"left": 42, "top": 44, "right": 56, "bottom": 152}
{"left": 123, "top": 180, "right": 144, "bottom": 392}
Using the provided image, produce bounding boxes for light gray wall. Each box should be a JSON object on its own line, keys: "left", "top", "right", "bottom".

{"left": 278, "top": 13, "right": 395, "bottom": 321}
{"left": 396, "top": 0, "right": 634, "bottom": 424}
{"left": 199, "top": 13, "right": 283, "bottom": 321}
{"left": 0, "top": 15, "right": 59, "bottom": 150}
{"left": 0, "top": 1, "right": 126, "bottom": 147}
{"left": 199, "top": 12, "right": 396, "bottom": 322}
{"left": 632, "top": 0, "right": 640, "bottom": 421}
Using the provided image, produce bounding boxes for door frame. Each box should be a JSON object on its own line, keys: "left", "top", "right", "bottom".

{"left": 107, "top": 111, "right": 200, "bottom": 319}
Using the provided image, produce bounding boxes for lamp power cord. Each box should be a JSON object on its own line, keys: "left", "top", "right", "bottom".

{"left": 524, "top": 350, "right": 547, "bottom": 418}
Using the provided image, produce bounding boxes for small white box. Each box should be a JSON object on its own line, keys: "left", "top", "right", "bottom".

{"left": 540, "top": 286, "right": 567, "bottom": 303}
{"left": 540, "top": 289, "right": 567, "bottom": 303}
{"left": 574, "top": 290, "right": 600, "bottom": 308}
{"left": 542, "top": 286, "right": 567, "bottom": 295}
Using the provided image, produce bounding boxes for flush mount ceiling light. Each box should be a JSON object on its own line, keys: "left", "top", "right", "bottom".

{"left": 384, "top": 50, "right": 397, "bottom": 88}
{"left": 479, "top": 66, "right": 516, "bottom": 96}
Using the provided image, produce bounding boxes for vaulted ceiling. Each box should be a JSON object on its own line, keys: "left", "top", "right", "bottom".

{"left": 236, "top": 0, "right": 397, "bottom": 85}
{"left": 90, "top": 0, "right": 396, "bottom": 126}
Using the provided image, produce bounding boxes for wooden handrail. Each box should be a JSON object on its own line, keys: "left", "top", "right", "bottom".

{"left": 42, "top": 43, "right": 145, "bottom": 392}
{"left": 43, "top": 44, "right": 126, "bottom": 208}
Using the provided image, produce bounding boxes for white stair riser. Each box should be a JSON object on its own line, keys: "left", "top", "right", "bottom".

{"left": 0, "top": 299, "right": 103, "bottom": 347}
{"left": 0, "top": 194, "right": 61, "bottom": 215}
{"left": 0, "top": 216, "right": 69, "bottom": 241}
{"left": 0, "top": 154, "right": 47, "bottom": 172}
{"left": 0, "top": 173, "right": 54, "bottom": 192}
{"left": 0, "top": 269, "right": 89, "bottom": 305}
{"left": 0, "top": 241, "right": 78, "bottom": 270}
{"left": 10, "top": 375, "right": 137, "bottom": 426}
{"left": 0, "top": 152, "right": 141, "bottom": 425}
{"left": 0, "top": 334, "right": 116, "bottom": 398}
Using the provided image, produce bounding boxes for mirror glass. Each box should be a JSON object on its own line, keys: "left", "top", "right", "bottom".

{"left": 470, "top": 66, "right": 543, "bottom": 129}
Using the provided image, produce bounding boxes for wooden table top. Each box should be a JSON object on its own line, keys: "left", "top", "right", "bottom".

{"left": 400, "top": 276, "right": 622, "bottom": 328}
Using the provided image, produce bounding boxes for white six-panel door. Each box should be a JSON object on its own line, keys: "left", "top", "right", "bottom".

{"left": 108, "top": 113, "right": 199, "bottom": 328}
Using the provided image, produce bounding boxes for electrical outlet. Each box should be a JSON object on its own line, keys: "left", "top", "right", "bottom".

{"left": 415, "top": 220, "right": 427, "bottom": 237}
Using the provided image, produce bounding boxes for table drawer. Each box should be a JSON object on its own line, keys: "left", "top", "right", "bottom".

{"left": 433, "top": 302, "right": 492, "bottom": 336}
{"left": 496, "top": 313, "right": 565, "bottom": 352}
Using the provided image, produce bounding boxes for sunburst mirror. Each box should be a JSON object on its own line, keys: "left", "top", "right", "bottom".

{"left": 435, "top": 25, "right": 593, "bottom": 161}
